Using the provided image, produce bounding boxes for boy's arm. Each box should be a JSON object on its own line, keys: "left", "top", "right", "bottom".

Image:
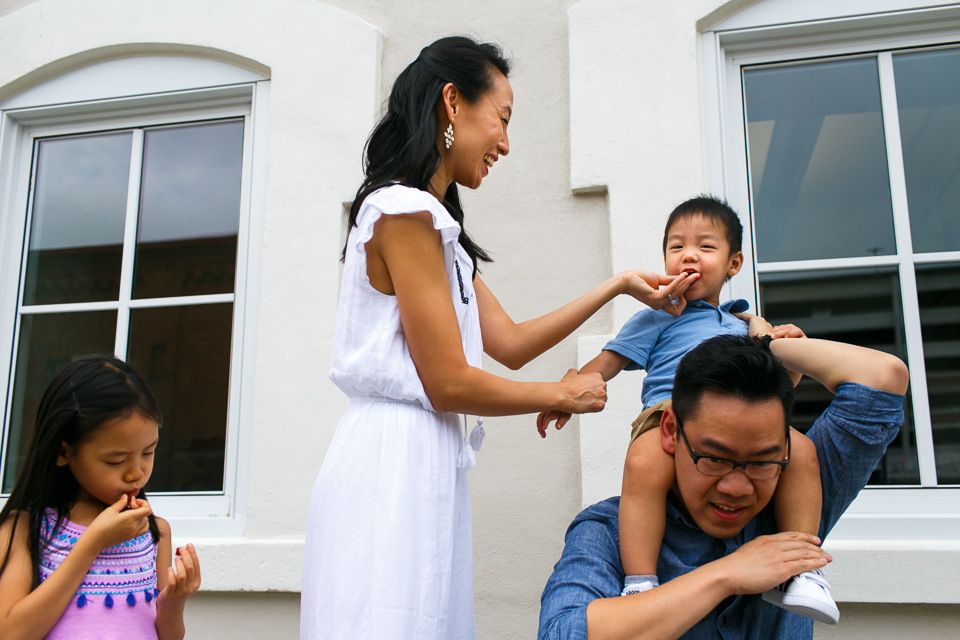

{"left": 536, "top": 351, "right": 632, "bottom": 437}
{"left": 736, "top": 313, "right": 807, "bottom": 386}
{"left": 769, "top": 335, "right": 908, "bottom": 395}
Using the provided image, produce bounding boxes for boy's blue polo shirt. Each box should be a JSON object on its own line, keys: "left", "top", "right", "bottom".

{"left": 603, "top": 299, "right": 750, "bottom": 409}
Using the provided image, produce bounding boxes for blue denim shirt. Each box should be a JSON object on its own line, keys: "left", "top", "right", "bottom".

{"left": 538, "top": 382, "right": 905, "bottom": 640}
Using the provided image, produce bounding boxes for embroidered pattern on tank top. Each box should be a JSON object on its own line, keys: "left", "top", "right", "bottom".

{"left": 39, "top": 510, "right": 159, "bottom": 608}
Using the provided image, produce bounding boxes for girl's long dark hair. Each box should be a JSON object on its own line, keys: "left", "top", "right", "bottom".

{"left": 344, "top": 36, "right": 512, "bottom": 275}
{"left": 0, "top": 356, "right": 163, "bottom": 587}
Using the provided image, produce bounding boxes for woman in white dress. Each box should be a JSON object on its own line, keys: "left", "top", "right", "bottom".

{"left": 300, "top": 36, "right": 697, "bottom": 640}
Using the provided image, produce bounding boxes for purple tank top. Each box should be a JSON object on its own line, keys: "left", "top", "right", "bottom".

{"left": 39, "top": 509, "right": 159, "bottom": 639}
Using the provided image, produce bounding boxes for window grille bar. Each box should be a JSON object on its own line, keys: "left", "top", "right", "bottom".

{"left": 878, "top": 51, "right": 938, "bottom": 486}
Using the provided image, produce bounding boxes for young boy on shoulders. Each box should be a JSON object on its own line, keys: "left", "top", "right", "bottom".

{"left": 538, "top": 195, "right": 839, "bottom": 624}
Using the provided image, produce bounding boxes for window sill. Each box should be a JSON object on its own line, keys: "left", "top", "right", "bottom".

{"left": 170, "top": 534, "right": 304, "bottom": 592}
{"left": 825, "top": 539, "right": 960, "bottom": 603}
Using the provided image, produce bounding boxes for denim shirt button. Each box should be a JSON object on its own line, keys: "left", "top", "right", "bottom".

{"left": 720, "top": 616, "right": 728, "bottom": 625}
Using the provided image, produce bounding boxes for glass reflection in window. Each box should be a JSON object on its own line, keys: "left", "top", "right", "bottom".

{"left": 744, "top": 59, "right": 896, "bottom": 263}
{"left": 894, "top": 47, "right": 960, "bottom": 254}
{"left": 23, "top": 134, "right": 132, "bottom": 305}
{"left": 759, "top": 267, "right": 919, "bottom": 485}
{"left": 133, "top": 121, "right": 243, "bottom": 300}
{"left": 127, "top": 304, "right": 233, "bottom": 492}
{"left": 916, "top": 264, "right": 960, "bottom": 484}
{"left": 1, "top": 311, "right": 118, "bottom": 492}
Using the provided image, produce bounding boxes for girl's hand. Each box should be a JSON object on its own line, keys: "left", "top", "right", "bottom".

{"left": 620, "top": 270, "right": 699, "bottom": 318}
{"left": 160, "top": 543, "right": 201, "bottom": 603}
{"left": 85, "top": 495, "right": 152, "bottom": 551}
{"left": 558, "top": 368, "right": 607, "bottom": 415}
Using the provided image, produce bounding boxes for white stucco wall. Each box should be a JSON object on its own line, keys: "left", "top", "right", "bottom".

{"left": 1, "top": 0, "right": 957, "bottom": 638}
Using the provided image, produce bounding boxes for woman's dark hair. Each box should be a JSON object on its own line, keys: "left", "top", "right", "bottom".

{"left": 344, "top": 35, "right": 512, "bottom": 275}
{"left": 672, "top": 334, "right": 794, "bottom": 434}
{"left": 0, "top": 355, "right": 162, "bottom": 587}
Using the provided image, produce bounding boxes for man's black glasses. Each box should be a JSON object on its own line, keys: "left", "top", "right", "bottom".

{"left": 675, "top": 417, "right": 790, "bottom": 479}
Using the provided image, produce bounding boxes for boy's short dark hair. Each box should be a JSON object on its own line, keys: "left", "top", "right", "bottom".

{"left": 672, "top": 334, "right": 794, "bottom": 436}
{"left": 662, "top": 195, "right": 743, "bottom": 256}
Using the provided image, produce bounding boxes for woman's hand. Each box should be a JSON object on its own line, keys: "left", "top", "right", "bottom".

{"left": 537, "top": 370, "right": 604, "bottom": 437}
{"left": 84, "top": 495, "right": 152, "bottom": 551}
{"left": 620, "top": 271, "right": 699, "bottom": 317}
{"left": 558, "top": 368, "right": 607, "bottom": 415}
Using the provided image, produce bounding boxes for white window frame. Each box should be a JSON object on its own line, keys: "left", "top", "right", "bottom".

{"left": 0, "top": 57, "right": 269, "bottom": 537}
{"left": 703, "top": 1, "right": 960, "bottom": 540}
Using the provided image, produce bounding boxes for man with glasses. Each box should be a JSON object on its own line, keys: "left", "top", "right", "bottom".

{"left": 538, "top": 329, "right": 908, "bottom": 640}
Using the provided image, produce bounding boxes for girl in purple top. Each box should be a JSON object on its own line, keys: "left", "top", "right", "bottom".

{"left": 0, "top": 356, "right": 201, "bottom": 639}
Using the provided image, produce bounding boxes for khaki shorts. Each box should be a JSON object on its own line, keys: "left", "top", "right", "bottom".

{"left": 629, "top": 399, "right": 672, "bottom": 445}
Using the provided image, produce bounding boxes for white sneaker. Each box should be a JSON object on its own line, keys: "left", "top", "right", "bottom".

{"left": 762, "top": 568, "right": 839, "bottom": 624}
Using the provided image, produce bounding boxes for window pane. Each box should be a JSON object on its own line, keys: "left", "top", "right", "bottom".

{"left": 893, "top": 48, "right": 960, "bottom": 254}
{"left": 744, "top": 59, "right": 896, "bottom": 262}
{"left": 1, "top": 311, "right": 117, "bottom": 492}
{"left": 23, "top": 134, "right": 132, "bottom": 305}
{"left": 127, "top": 304, "right": 233, "bottom": 492}
{"left": 916, "top": 263, "right": 960, "bottom": 484}
{"left": 759, "top": 267, "right": 919, "bottom": 485}
{"left": 133, "top": 121, "right": 243, "bottom": 299}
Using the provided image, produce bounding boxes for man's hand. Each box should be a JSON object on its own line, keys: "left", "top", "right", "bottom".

{"left": 716, "top": 531, "right": 831, "bottom": 596}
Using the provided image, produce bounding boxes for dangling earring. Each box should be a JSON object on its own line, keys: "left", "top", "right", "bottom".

{"left": 444, "top": 122, "right": 455, "bottom": 149}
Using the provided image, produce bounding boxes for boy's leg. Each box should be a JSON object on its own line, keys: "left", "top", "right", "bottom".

{"left": 763, "top": 429, "right": 839, "bottom": 624}
{"left": 618, "top": 428, "right": 676, "bottom": 583}
{"left": 773, "top": 428, "right": 822, "bottom": 535}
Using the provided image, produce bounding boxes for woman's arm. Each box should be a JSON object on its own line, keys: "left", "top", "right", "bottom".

{"left": 155, "top": 518, "right": 201, "bottom": 640}
{"left": 370, "top": 212, "right": 607, "bottom": 416}
{"left": 476, "top": 271, "right": 697, "bottom": 371}
{"left": 0, "top": 498, "right": 153, "bottom": 640}
{"left": 536, "top": 351, "right": 632, "bottom": 437}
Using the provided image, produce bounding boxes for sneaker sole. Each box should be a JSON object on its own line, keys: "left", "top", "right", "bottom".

{"left": 762, "top": 590, "right": 839, "bottom": 625}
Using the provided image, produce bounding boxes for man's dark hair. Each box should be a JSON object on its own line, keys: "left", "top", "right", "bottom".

{"left": 672, "top": 334, "right": 794, "bottom": 432}
{"left": 662, "top": 195, "right": 743, "bottom": 256}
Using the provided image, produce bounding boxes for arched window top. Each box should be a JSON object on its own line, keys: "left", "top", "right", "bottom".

{"left": 711, "top": 0, "right": 960, "bottom": 32}
{"left": 2, "top": 55, "right": 267, "bottom": 110}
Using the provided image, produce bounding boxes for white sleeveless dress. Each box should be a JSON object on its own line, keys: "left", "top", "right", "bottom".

{"left": 301, "top": 185, "right": 484, "bottom": 640}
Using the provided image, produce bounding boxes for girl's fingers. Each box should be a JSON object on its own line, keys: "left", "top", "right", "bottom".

{"left": 185, "top": 543, "right": 201, "bottom": 585}
{"left": 109, "top": 494, "right": 130, "bottom": 512}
